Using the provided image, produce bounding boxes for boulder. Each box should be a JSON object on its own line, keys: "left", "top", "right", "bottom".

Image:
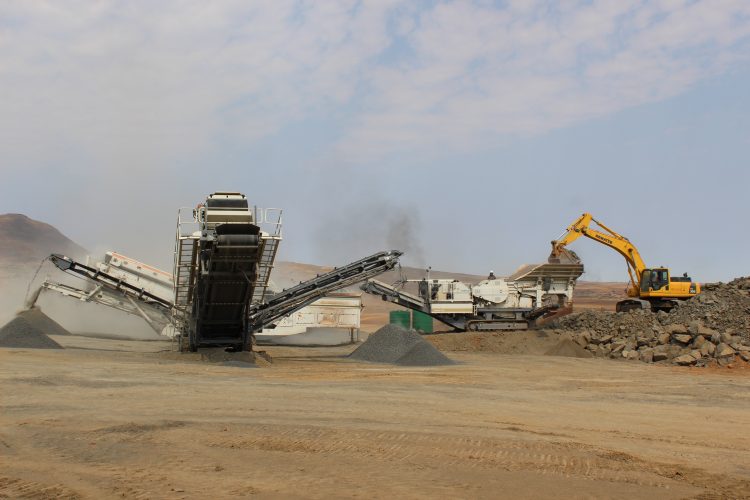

{"left": 715, "top": 343, "right": 736, "bottom": 358}
{"left": 657, "top": 333, "right": 670, "bottom": 345}
{"left": 623, "top": 349, "right": 639, "bottom": 360}
{"left": 740, "top": 352, "right": 750, "bottom": 362}
{"left": 611, "top": 341, "right": 626, "bottom": 354}
{"left": 669, "top": 345, "right": 685, "bottom": 358}
{"left": 670, "top": 324, "right": 689, "bottom": 335}
{"left": 639, "top": 348, "right": 654, "bottom": 363}
{"left": 672, "top": 334, "right": 692, "bottom": 345}
{"left": 697, "top": 325, "right": 718, "bottom": 338}
{"left": 717, "top": 355, "right": 735, "bottom": 367}
{"left": 692, "top": 336, "right": 706, "bottom": 349}
{"left": 674, "top": 354, "right": 697, "bottom": 366}
{"left": 652, "top": 346, "right": 670, "bottom": 362}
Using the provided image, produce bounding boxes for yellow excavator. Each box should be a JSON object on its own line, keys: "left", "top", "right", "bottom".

{"left": 549, "top": 213, "right": 700, "bottom": 313}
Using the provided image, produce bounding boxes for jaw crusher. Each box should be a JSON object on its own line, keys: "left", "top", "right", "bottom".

{"left": 361, "top": 259, "right": 584, "bottom": 331}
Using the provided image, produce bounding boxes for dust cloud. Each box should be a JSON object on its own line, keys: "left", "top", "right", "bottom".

{"left": 313, "top": 201, "right": 426, "bottom": 268}
{"left": 0, "top": 259, "right": 160, "bottom": 340}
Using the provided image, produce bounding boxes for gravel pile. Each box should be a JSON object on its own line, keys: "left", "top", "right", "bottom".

{"left": 395, "top": 341, "right": 455, "bottom": 366}
{"left": 0, "top": 315, "right": 64, "bottom": 349}
{"left": 545, "top": 277, "right": 750, "bottom": 367}
{"left": 351, "top": 325, "right": 454, "bottom": 366}
{"left": 16, "top": 308, "right": 72, "bottom": 336}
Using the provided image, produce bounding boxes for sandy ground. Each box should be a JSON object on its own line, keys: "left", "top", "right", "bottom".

{"left": 2, "top": 335, "right": 750, "bottom": 499}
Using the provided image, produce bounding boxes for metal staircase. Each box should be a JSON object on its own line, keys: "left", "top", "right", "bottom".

{"left": 174, "top": 237, "right": 198, "bottom": 307}
{"left": 250, "top": 236, "right": 280, "bottom": 304}
{"left": 172, "top": 208, "right": 200, "bottom": 342}
{"left": 249, "top": 208, "right": 283, "bottom": 304}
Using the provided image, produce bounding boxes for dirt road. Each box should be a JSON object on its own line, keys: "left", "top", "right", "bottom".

{"left": 2, "top": 335, "right": 750, "bottom": 499}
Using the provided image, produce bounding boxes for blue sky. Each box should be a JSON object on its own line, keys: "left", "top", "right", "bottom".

{"left": 1, "top": 1, "right": 749, "bottom": 281}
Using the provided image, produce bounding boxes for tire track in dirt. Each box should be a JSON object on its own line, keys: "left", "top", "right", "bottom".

{"left": 0, "top": 475, "right": 81, "bottom": 499}
{"left": 199, "top": 423, "right": 746, "bottom": 495}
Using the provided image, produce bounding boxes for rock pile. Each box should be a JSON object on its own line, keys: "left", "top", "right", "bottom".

{"left": 670, "top": 277, "right": 750, "bottom": 341}
{"left": 547, "top": 277, "right": 750, "bottom": 367}
{"left": 351, "top": 325, "right": 454, "bottom": 366}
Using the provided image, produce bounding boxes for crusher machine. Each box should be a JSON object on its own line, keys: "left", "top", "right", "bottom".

{"left": 31, "top": 192, "right": 402, "bottom": 351}
{"left": 361, "top": 258, "right": 584, "bottom": 331}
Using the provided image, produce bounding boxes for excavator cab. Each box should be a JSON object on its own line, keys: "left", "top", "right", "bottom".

{"left": 640, "top": 268, "right": 670, "bottom": 293}
{"left": 640, "top": 267, "right": 699, "bottom": 301}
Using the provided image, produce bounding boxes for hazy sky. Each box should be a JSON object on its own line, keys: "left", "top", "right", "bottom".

{"left": 1, "top": 1, "right": 749, "bottom": 282}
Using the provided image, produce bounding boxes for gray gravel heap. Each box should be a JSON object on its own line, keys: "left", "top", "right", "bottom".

{"left": 395, "top": 341, "right": 455, "bottom": 366}
{"left": 16, "top": 308, "right": 72, "bottom": 336}
{"left": 351, "top": 324, "right": 454, "bottom": 366}
{"left": 0, "top": 315, "right": 64, "bottom": 349}
{"left": 545, "top": 277, "right": 750, "bottom": 367}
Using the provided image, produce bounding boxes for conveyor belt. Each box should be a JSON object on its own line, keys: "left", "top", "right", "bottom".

{"left": 247, "top": 250, "right": 402, "bottom": 333}
{"left": 47, "top": 254, "right": 172, "bottom": 310}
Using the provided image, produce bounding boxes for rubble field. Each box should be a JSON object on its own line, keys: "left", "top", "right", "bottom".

{"left": 545, "top": 277, "right": 750, "bottom": 367}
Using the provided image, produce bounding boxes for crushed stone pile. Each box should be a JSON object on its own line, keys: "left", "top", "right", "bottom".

{"left": 16, "top": 308, "right": 72, "bottom": 336}
{"left": 351, "top": 325, "right": 454, "bottom": 366}
{"left": 545, "top": 277, "right": 750, "bottom": 367}
{"left": 0, "top": 314, "right": 64, "bottom": 349}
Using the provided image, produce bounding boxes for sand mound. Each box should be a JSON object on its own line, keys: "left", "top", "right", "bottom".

{"left": 0, "top": 316, "right": 64, "bottom": 349}
{"left": 544, "top": 337, "right": 592, "bottom": 358}
{"left": 351, "top": 325, "right": 453, "bottom": 366}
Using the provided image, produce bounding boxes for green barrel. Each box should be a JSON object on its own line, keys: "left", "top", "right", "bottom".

{"left": 412, "top": 310, "right": 433, "bottom": 333}
{"left": 389, "top": 310, "right": 411, "bottom": 329}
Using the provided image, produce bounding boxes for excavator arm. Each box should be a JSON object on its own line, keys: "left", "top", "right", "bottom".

{"left": 551, "top": 213, "right": 647, "bottom": 297}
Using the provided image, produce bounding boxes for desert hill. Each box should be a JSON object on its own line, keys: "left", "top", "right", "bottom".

{"left": 0, "top": 214, "right": 85, "bottom": 277}
{"left": 0, "top": 214, "right": 87, "bottom": 322}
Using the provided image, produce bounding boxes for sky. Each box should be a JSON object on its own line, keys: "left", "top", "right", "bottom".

{"left": 1, "top": 0, "right": 749, "bottom": 282}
